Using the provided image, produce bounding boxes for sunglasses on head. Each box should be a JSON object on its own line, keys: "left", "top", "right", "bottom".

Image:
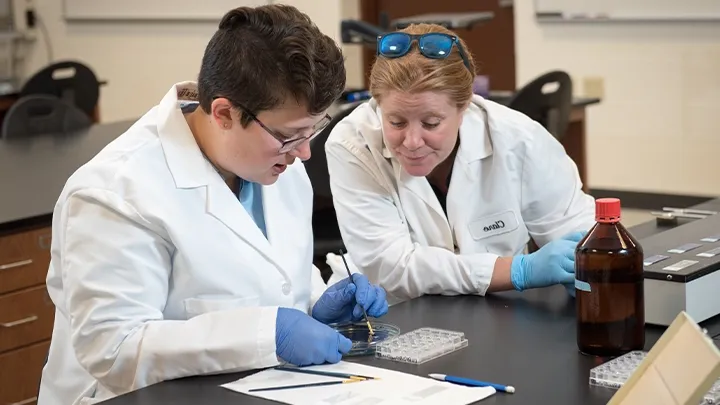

{"left": 376, "top": 32, "right": 471, "bottom": 71}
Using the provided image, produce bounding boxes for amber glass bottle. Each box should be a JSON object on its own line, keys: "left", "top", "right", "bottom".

{"left": 575, "top": 198, "right": 645, "bottom": 357}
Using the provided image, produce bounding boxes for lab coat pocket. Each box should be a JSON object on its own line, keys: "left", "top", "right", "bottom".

{"left": 183, "top": 295, "right": 261, "bottom": 319}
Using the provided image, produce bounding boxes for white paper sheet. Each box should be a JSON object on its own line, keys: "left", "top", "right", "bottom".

{"left": 221, "top": 362, "right": 495, "bottom": 405}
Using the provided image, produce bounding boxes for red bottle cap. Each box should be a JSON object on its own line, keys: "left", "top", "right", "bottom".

{"left": 596, "top": 198, "right": 621, "bottom": 223}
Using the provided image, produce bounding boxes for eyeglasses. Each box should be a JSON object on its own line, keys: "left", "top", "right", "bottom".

{"left": 238, "top": 104, "right": 331, "bottom": 154}
{"left": 376, "top": 32, "right": 471, "bottom": 71}
{"left": 221, "top": 98, "right": 332, "bottom": 154}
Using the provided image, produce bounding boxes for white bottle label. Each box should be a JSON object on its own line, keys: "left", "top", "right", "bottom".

{"left": 575, "top": 279, "right": 591, "bottom": 292}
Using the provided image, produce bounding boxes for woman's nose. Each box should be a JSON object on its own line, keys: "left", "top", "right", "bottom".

{"left": 402, "top": 127, "right": 424, "bottom": 150}
{"left": 289, "top": 140, "right": 311, "bottom": 161}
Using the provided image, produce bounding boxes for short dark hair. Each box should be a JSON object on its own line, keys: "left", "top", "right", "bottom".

{"left": 198, "top": 4, "right": 346, "bottom": 126}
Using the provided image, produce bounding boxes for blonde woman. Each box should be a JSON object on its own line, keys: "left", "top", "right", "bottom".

{"left": 326, "top": 24, "right": 595, "bottom": 304}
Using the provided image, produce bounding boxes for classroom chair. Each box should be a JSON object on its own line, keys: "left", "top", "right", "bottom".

{"left": 507, "top": 70, "right": 573, "bottom": 140}
{"left": 20, "top": 60, "right": 100, "bottom": 121}
{"left": 1, "top": 94, "right": 91, "bottom": 138}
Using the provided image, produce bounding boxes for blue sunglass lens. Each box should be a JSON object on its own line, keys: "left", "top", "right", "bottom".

{"left": 419, "top": 34, "right": 453, "bottom": 58}
{"left": 379, "top": 34, "right": 411, "bottom": 57}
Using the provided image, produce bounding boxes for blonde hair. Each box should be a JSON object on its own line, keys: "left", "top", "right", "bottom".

{"left": 369, "top": 23, "right": 477, "bottom": 109}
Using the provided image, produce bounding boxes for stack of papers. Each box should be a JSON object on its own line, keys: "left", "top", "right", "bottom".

{"left": 221, "top": 361, "right": 495, "bottom": 405}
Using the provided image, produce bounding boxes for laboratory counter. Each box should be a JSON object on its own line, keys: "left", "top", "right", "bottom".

{"left": 0, "top": 119, "right": 136, "bottom": 229}
{"left": 98, "top": 292, "right": 720, "bottom": 405}
{"left": 488, "top": 93, "right": 601, "bottom": 109}
{"left": 96, "top": 204, "right": 720, "bottom": 405}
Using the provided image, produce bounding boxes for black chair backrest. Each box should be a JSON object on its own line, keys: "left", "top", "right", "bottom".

{"left": 506, "top": 71, "right": 573, "bottom": 140}
{"left": 20, "top": 61, "right": 99, "bottom": 119}
{"left": 304, "top": 102, "right": 363, "bottom": 200}
{"left": 1, "top": 94, "right": 92, "bottom": 139}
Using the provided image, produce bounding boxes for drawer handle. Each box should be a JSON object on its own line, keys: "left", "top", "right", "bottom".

{"left": 0, "top": 259, "right": 33, "bottom": 271}
{"left": 1, "top": 315, "right": 38, "bottom": 328}
{"left": 10, "top": 396, "right": 37, "bottom": 405}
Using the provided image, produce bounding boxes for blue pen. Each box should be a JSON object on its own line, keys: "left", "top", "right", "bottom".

{"left": 428, "top": 373, "right": 515, "bottom": 394}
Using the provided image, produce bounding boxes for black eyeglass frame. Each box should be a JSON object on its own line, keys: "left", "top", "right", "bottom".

{"left": 216, "top": 97, "right": 332, "bottom": 154}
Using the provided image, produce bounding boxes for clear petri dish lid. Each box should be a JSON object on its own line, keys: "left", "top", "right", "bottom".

{"left": 328, "top": 320, "right": 401, "bottom": 357}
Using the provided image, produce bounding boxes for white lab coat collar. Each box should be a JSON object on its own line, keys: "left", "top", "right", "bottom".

{"left": 156, "top": 81, "right": 216, "bottom": 189}
{"left": 155, "top": 82, "right": 287, "bottom": 274}
{"left": 454, "top": 97, "right": 494, "bottom": 184}
{"left": 457, "top": 97, "right": 494, "bottom": 163}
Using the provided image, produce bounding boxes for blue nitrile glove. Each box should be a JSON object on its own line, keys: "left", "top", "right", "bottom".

{"left": 275, "top": 307, "right": 353, "bottom": 366}
{"left": 311, "top": 273, "right": 389, "bottom": 325}
{"left": 510, "top": 231, "right": 586, "bottom": 291}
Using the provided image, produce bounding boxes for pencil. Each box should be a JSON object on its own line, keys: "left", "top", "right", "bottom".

{"left": 275, "top": 366, "right": 378, "bottom": 381}
{"left": 248, "top": 378, "right": 364, "bottom": 392}
{"left": 338, "top": 250, "right": 375, "bottom": 335}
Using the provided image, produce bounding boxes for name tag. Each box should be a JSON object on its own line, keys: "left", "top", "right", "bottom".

{"left": 468, "top": 210, "right": 519, "bottom": 240}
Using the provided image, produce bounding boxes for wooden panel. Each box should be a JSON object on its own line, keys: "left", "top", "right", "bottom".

{"left": 0, "top": 95, "right": 17, "bottom": 127}
{"left": 0, "top": 340, "right": 49, "bottom": 405}
{"left": 0, "top": 228, "right": 52, "bottom": 294}
{"left": 0, "top": 286, "right": 55, "bottom": 354}
{"left": 360, "top": 0, "right": 516, "bottom": 90}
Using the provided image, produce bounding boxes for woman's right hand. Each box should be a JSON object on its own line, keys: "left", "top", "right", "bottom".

{"left": 275, "top": 307, "right": 353, "bottom": 366}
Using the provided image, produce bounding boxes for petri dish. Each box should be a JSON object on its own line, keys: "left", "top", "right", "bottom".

{"left": 329, "top": 320, "right": 401, "bottom": 357}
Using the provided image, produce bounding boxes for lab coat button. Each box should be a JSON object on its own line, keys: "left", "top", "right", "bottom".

{"left": 282, "top": 283, "right": 292, "bottom": 295}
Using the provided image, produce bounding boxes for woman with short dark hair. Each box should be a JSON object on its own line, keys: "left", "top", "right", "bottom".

{"left": 38, "top": 5, "right": 388, "bottom": 405}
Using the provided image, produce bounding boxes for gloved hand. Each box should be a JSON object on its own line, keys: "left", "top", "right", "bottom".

{"left": 311, "top": 273, "right": 389, "bottom": 325}
{"left": 275, "top": 307, "right": 353, "bottom": 366}
{"left": 510, "top": 231, "right": 586, "bottom": 291}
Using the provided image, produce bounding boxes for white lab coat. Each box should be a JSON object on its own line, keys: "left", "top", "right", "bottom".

{"left": 325, "top": 95, "right": 595, "bottom": 304}
{"left": 38, "top": 82, "right": 328, "bottom": 405}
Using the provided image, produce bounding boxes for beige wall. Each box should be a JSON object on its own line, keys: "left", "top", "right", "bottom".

{"left": 514, "top": 1, "right": 720, "bottom": 197}
{"left": 16, "top": 0, "right": 364, "bottom": 122}
{"left": 342, "top": 0, "right": 365, "bottom": 89}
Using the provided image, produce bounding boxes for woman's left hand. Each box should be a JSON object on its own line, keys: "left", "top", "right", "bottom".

{"left": 312, "top": 273, "right": 389, "bottom": 325}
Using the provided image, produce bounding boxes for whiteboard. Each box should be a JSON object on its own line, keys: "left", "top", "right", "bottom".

{"left": 535, "top": 0, "right": 720, "bottom": 21}
{"left": 63, "top": 0, "right": 269, "bottom": 21}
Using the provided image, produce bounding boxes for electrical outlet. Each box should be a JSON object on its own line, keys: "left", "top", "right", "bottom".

{"left": 583, "top": 76, "right": 605, "bottom": 99}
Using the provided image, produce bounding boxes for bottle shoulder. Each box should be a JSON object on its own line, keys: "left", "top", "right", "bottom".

{"left": 577, "top": 222, "right": 643, "bottom": 254}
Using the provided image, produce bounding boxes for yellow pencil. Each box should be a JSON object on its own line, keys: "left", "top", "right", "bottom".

{"left": 249, "top": 378, "right": 366, "bottom": 392}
